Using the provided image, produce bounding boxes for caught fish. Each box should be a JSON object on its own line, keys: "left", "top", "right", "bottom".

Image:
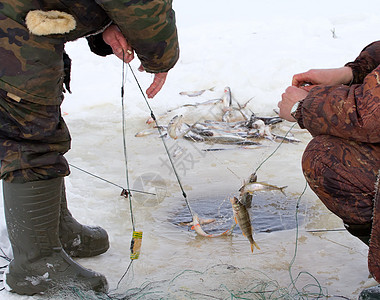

{"left": 179, "top": 87, "right": 215, "bottom": 97}
{"left": 256, "top": 116, "right": 283, "bottom": 125}
{"left": 252, "top": 119, "right": 266, "bottom": 136}
{"left": 183, "top": 130, "right": 205, "bottom": 142}
{"left": 230, "top": 197, "right": 260, "bottom": 252}
{"left": 248, "top": 172, "right": 258, "bottom": 183}
{"left": 239, "top": 172, "right": 257, "bottom": 208}
{"left": 230, "top": 98, "right": 253, "bottom": 121}
{"left": 239, "top": 192, "right": 253, "bottom": 208}
{"left": 179, "top": 218, "right": 216, "bottom": 227}
{"left": 179, "top": 90, "right": 206, "bottom": 97}
{"left": 135, "top": 126, "right": 167, "bottom": 137}
{"left": 239, "top": 181, "right": 287, "bottom": 196}
{"left": 167, "top": 115, "right": 192, "bottom": 139}
{"left": 205, "top": 134, "right": 247, "bottom": 144}
{"left": 167, "top": 115, "right": 183, "bottom": 139}
{"left": 191, "top": 214, "right": 235, "bottom": 238}
{"left": 140, "top": 87, "right": 302, "bottom": 146}
{"left": 135, "top": 128, "right": 157, "bottom": 137}
{"left": 222, "top": 86, "right": 232, "bottom": 108}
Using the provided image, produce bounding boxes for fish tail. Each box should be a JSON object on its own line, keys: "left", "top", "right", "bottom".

{"left": 221, "top": 223, "right": 236, "bottom": 236}
{"left": 250, "top": 241, "right": 260, "bottom": 252}
{"left": 280, "top": 186, "right": 288, "bottom": 196}
{"left": 253, "top": 241, "right": 260, "bottom": 250}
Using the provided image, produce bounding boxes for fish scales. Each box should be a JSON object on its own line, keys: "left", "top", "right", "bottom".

{"left": 240, "top": 182, "right": 287, "bottom": 196}
{"left": 230, "top": 197, "right": 260, "bottom": 252}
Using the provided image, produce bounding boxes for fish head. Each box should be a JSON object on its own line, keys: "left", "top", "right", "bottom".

{"left": 230, "top": 197, "right": 243, "bottom": 211}
{"left": 248, "top": 172, "right": 257, "bottom": 183}
{"left": 229, "top": 196, "right": 238, "bottom": 205}
{"left": 240, "top": 192, "right": 252, "bottom": 208}
{"left": 238, "top": 180, "right": 247, "bottom": 193}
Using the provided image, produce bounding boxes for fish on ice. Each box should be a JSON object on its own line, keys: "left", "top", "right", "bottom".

{"left": 167, "top": 115, "right": 192, "bottom": 140}
{"left": 191, "top": 214, "right": 235, "bottom": 238}
{"left": 179, "top": 87, "right": 215, "bottom": 97}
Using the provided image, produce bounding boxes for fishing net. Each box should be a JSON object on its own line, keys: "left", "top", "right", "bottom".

{"left": 36, "top": 263, "right": 339, "bottom": 300}
{"left": 12, "top": 185, "right": 348, "bottom": 300}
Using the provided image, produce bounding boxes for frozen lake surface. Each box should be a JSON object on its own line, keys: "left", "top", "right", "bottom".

{"left": 0, "top": 0, "right": 379, "bottom": 298}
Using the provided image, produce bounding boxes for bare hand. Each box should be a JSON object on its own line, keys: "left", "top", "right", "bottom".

{"left": 138, "top": 64, "right": 168, "bottom": 98}
{"left": 278, "top": 86, "right": 309, "bottom": 122}
{"left": 292, "top": 67, "right": 353, "bottom": 88}
{"left": 102, "top": 25, "right": 134, "bottom": 63}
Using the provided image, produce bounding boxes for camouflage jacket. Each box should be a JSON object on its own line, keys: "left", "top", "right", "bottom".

{"left": 0, "top": 0, "right": 179, "bottom": 105}
{"left": 294, "top": 41, "right": 380, "bottom": 145}
{"left": 295, "top": 42, "right": 380, "bottom": 282}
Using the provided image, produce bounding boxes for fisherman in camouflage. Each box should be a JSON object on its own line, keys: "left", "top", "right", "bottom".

{"left": 278, "top": 41, "right": 380, "bottom": 299}
{"left": 0, "top": 0, "right": 179, "bottom": 295}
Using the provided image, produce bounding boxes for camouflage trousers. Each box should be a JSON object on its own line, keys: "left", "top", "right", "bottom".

{"left": 0, "top": 89, "right": 71, "bottom": 183}
{"left": 302, "top": 135, "right": 380, "bottom": 226}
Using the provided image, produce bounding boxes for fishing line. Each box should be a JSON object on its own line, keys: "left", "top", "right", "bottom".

{"left": 126, "top": 63, "right": 194, "bottom": 217}
{"left": 121, "top": 56, "right": 135, "bottom": 232}
{"left": 253, "top": 122, "right": 297, "bottom": 175}
{"left": 114, "top": 260, "right": 133, "bottom": 292}
{"left": 68, "top": 164, "right": 156, "bottom": 196}
{"left": 287, "top": 181, "right": 325, "bottom": 298}
{"left": 107, "top": 52, "right": 139, "bottom": 298}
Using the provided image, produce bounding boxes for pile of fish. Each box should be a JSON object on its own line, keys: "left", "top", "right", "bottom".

{"left": 135, "top": 87, "right": 301, "bottom": 145}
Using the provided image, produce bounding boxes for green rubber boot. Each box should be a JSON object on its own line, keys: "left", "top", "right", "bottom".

{"left": 3, "top": 178, "right": 108, "bottom": 296}
{"left": 59, "top": 181, "right": 109, "bottom": 257}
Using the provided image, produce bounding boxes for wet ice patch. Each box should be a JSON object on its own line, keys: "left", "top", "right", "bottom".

{"left": 170, "top": 188, "right": 305, "bottom": 235}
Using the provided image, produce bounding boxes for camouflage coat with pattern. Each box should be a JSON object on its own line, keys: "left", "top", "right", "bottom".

{"left": 0, "top": 0, "right": 179, "bottom": 105}
{"left": 294, "top": 41, "right": 380, "bottom": 282}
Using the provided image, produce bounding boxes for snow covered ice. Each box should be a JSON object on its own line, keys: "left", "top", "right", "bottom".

{"left": 1, "top": 0, "right": 380, "bottom": 298}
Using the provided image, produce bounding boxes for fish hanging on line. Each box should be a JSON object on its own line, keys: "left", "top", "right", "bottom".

{"left": 239, "top": 181, "right": 287, "bottom": 196}
{"left": 230, "top": 197, "right": 260, "bottom": 252}
{"left": 191, "top": 214, "right": 235, "bottom": 238}
{"left": 238, "top": 172, "right": 257, "bottom": 208}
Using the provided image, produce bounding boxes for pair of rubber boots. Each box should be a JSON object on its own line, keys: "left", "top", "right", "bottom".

{"left": 345, "top": 223, "right": 380, "bottom": 299}
{"left": 3, "top": 177, "right": 109, "bottom": 295}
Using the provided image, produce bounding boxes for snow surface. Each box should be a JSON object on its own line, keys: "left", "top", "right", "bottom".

{"left": 1, "top": 0, "right": 380, "bottom": 299}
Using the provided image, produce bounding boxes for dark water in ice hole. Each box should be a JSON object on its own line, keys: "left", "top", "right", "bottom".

{"left": 169, "top": 190, "right": 305, "bottom": 234}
